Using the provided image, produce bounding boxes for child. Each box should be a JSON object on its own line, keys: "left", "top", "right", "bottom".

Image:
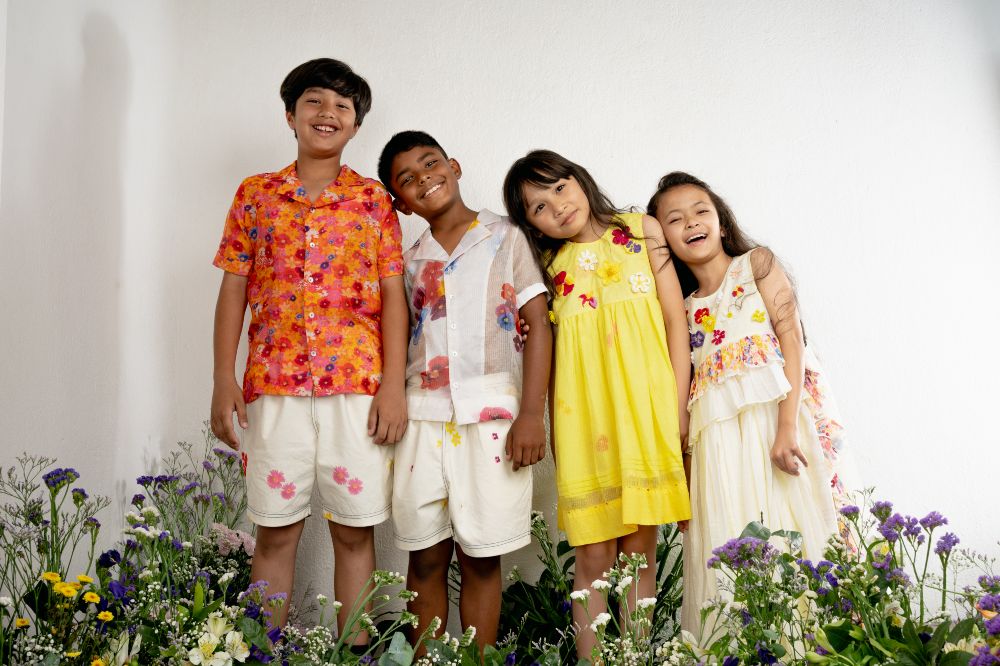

{"left": 503, "top": 150, "right": 691, "bottom": 659}
{"left": 377, "top": 131, "right": 553, "bottom": 651}
{"left": 210, "top": 59, "right": 408, "bottom": 648}
{"left": 647, "top": 171, "right": 845, "bottom": 636}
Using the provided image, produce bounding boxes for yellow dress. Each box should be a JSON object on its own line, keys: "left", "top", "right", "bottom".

{"left": 550, "top": 213, "right": 690, "bottom": 546}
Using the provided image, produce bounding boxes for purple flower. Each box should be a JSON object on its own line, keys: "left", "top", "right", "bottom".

{"left": 177, "top": 481, "right": 199, "bottom": 496}
{"left": 816, "top": 646, "right": 830, "bottom": 656}
{"left": 969, "top": 645, "right": 1000, "bottom": 666}
{"left": 691, "top": 331, "right": 705, "bottom": 348}
{"left": 171, "top": 539, "right": 184, "bottom": 552}
{"left": 97, "top": 549, "right": 122, "bottom": 569}
{"left": 42, "top": 467, "right": 80, "bottom": 490}
{"left": 130, "top": 493, "right": 145, "bottom": 507}
{"left": 84, "top": 517, "right": 101, "bottom": 531}
{"left": 202, "top": 460, "right": 215, "bottom": 471}
{"left": 817, "top": 586, "right": 829, "bottom": 596}
{"left": 213, "top": 447, "right": 239, "bottom": 460}
{"left": 980, "top": 594, "right": 1000, "bottom": 612}
{"left": 709, "top": 537, "right": 777, "bottom": 571}
{"left": 71, "top": 487, "right": 89, "bottom": 505}
{"left": 934, "top": 532, "right": 959, "bottom": 556}
{"left": 135, "top": 475, "right": 154, "bottom": 487}
{"left": 740, "top": 608, "right": 752, "bottom": 626}
{"left": 108, "top": 579, "right": 128, "bottom": 600}
{"left": 979, "top": 576, "right": 1000, "bottom": 592}
{"left": 902, "top": 516, "right": 921, "bottom": 539}
{"left": 919, "top": 511, "right": 947, "bottom": 530}
{"left": 839, "top": 505, "right": 860, "bottom": 518}
{"left": 887, "top": 568, "right": 912, "bottom": 586}
{"left": 985, "top": 615, "right": 1000, "bottom": 637}
{"left": 505, "top": 653, "right": 517, "bottom": 666}
{"left": 723, "top": 657, "right": 739, "bottom": 666}
{"left": 839, "top": 598, "right": 854, "bottom": 613}
{"left": 871, "top": 500, "right": 893, "bottom": 523}
{"left": 825, "top": 573, "right": 839, "bottom": 588}
{"left": 878, "top": 513, "right": 904, "bottom": 542}
{"left": 755, "top": 642, "right": 778, "bottom": 665}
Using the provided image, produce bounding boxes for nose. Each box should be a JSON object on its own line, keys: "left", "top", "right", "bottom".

{"left": 418, "top": 172, "right": 431, "bottom": 184}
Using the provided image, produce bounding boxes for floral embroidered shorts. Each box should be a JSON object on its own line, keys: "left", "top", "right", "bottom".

{"left": 243, "top": 395, "right": 393, "bottom": 528}
{"left": 392, "top": 419, "right": 532, "bottom": 557}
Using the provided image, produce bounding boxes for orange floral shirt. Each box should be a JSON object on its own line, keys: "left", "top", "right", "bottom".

{"left": 214, "top": 163, "right": 404, "bottom": 403}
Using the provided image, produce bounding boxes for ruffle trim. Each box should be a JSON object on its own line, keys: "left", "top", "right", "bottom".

{"left": 689, "top": 333, "right": 784, "bottom": 402}
{"left": 688, "top": 360, "right": 791, "bottom": 447}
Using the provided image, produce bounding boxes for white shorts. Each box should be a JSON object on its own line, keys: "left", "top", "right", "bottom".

{"left": 392, "top": 419, "right": 532, "bottom": 557}
{"left": 243, "top": 395, "right": 393, "bottom": 528}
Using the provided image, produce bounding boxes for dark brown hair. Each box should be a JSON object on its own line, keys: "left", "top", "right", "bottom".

{"left": 648, "top": 172, "right": 803, "bottom": 339}
{"left": 279, "top": 58, "right": 372, "bottom": 126}
{"left": 503, "top": 150, "right": 635, "bottom": 293}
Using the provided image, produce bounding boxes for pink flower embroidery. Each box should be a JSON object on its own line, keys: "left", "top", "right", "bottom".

{"left": 479, "top": 407, "right": 514, "bottom": 421}
{"left": 347, "top": 478, "right": 364, "bottom": 495}
{"left": 280, "top": 482, "right": 296, "bottom": 500}
{"left": 266, "top": 470, "right": 285, "bottom": 489}
{"left": 712, "top": 329, "right": 726, "bottom": 345}
{"left": 491, "top": 432, "right": 499, "bottom": 440}
{"left": 420, "top": 355, "right": 450, "bottom": 390}
{"left": 332, "top": 466, "right": 349, "bottom": 485}
{"left": 494, "top": 456, "right": 501, "bottom": 463}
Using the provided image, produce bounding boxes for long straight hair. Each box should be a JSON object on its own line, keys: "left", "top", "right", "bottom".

{"left": 503, "top": 150, "right": 635, "bottom": 293}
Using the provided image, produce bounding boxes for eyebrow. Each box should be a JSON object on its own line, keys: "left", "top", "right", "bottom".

{"left": 395, "top": 152, "right": 438, "bottom": 182}
{"left": 665, "top": 200, "right": 709, "bottom": 215}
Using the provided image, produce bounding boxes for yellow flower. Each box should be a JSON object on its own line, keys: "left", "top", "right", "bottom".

{"left": 701, "top": 314, "right": 716, "bottom": 332}
{"left": 68, "top": 581, "right": 82, "bottom": 590}
{"left": 76, "top": 574, "right": 94, "bottom": 584}
{"left": 41, "top": 571, "right": 61, "bottom": 583}
{"left": 596, "top": 261, "right": 622, "bottom": 285}
{"left": 751, "top": 309, "right": 766, "bottom": 323}
{"left": 91, "top": 659, "right": 107, "bottom": 666}
{"left": 83, "top": 592, "right": 101, "bottom": 604}
{"left": 54, "top": 582, "right": 78, "bottom": 598}
{"left": 548, "top": 310, "right": 556, "bottom": 323}
{"left": 97, "top": 610, "right": 113, "bottom": 622}
{"left": 65, "top": 651, "right": 82, "bottom": 658}
{"left": 15, "top": 617, "right": 30, "bottom": 628}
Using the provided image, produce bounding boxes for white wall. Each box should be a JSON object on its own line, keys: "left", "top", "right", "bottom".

{"left": 2, "top": 0, "right": 998, "bottom": 620}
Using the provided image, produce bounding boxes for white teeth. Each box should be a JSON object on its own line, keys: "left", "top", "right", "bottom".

{"left": 314, "top": 125, "right": 336, "bottom": 132}
{"left": 687, "top": 234, "right": 706, "bottom": 244}
{"left": 422, "top": 184, "right": 442, "bottom": 198}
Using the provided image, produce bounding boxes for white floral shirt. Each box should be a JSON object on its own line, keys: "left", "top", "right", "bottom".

{"left": 403, "top": 210, "right": 547, "bottom": 424}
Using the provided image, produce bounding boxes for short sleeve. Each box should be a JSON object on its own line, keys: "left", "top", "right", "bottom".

{"left": 212, "top": 180, "right": 254, "bottom": 276}
{"left": 510, "top": 225, "right": 547, "bottom": 308}
{"left": 374, "top": 187, "right": 404, "bottom": 279}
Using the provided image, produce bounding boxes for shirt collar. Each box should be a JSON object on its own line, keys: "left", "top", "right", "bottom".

{"left": 272, "top": 162, "right": 364, "bottom": 206}
{"left": 410, "top": 209, "right": 499, "bottom": 262}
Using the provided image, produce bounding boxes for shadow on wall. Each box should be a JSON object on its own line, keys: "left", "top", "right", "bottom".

{"left": 52, "top": 12, "right": 130, "bottom": 463}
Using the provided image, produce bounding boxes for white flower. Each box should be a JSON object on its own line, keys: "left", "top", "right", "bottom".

{"left": 182, "top": 541, "right": 193, "bottom": 549}
{"left": 332, "top": 600, "right": 343, "bottom": 612}
{"left": 636, "top": 597, "right": 657, "bottom": 610}
{"left": 578, "top": 250, "right": 598, "bottom": 271}
{"left": 590, "top": 612, "right": 612, "bottom": 632}
{"left": 210, "top": 652, "right": 233, "bottom": 666}
{"left": 0, "top": 596, "right": 12, "bottom": 607}
{"left": 138, "top": 568, "right": 154, "bottom": 580}
{"left": 224, "top": 630, "right": 250, "bottom": 662}
{"left": 188, "top": 632, "right": 220, "bottom": 664}
{"left": 218, "top": 572, "right": 235, "bottom": 585}
{"left": 591, "top": 579, "right": 612, "bottom": 591}
{"left": 316, "top": 593, "right": 328, "bottom": 604}
{"left": 628, "top": 273, "right": 652, "bottom": 293}
{"left": 570, "top": 589, "right": 591, "bottom": 602}
{"left": 206, "top": 613, "right": 234, "bottom": 638}
{"left": 124, "top": 511, "right": 142, "bottom": 525}
{"left": 615, "top": 575, "right": 634, "bottom": 595}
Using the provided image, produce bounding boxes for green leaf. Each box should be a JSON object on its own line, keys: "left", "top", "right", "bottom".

{"left": 822, "top": 620, "right": 854, "bottom": 652}
{"left": 740, "top": 521, "right": 772, "bottom": 540}
{"left": 40, "top": 654, "right": 61, "bottom": 666}
{"left": 237, "top": 616, "right": 273, "bottom": 653}
{"left": 379, "top": 631, "right": 415, "bottom": 666}
{"left": 556, "top": 540, "right": 573, "bottom": 557}
{"left": 946, "top": 618, "right": 977, "bottom": 644}
{"left": 192, "top": 579, "right": 205, "bottom": 616}
{"left": 925, "top": 620, "right": 949, "bottom": 656}
{"left": 938, "top": 650, "right": 974, "bottom": 666}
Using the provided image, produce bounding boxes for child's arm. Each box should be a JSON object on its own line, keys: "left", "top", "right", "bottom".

{"left": 641, "top": 215, "right": 692, "bottom": 446}
{"left": 508, "top": 294, "right": 552, "bottom": 471}
{"left": 369, "top": 274, "right": 408, "bottom": 445}
{"left": 211, "top": 272, "right": 249, "bottom": 450}
{"left": 752, "top": 248, "right": 808, "bottom": 476}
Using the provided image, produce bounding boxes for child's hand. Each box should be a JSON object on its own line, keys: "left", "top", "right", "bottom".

{"left": 677, "top": 519, "right": 690, "bottom": 533}
{"left": 211, "top": 379, "right": 247, "bottom": 450}
{"left": 368, "top": 383, "right": 407, "bottom": 445}
{"left": 770, "top": 426, "right": 808, "bottom": 476}
{"left": 518, "top": 318, "right": 530, "bottom": 342}
{"left": 506, "top": 413, "right": 546, "bottom": 471}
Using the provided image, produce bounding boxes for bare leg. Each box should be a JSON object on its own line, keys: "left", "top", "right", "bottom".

{"left": 618, "top": 525, "right": 659, "bottom": 631}
{"left": 573, "top": 539, "right": 617, "bottom": 660}
{"left": 249, "top": 520, "right": 306, "bottom": 627}
{"left": 406, "top": 538, "right": 454, "bottom": 655}
{"left": 455, "top": 545, "right": 501, "bottom": 651}
{"left": 328, "top": 522, "right": 376, "bottom": 645}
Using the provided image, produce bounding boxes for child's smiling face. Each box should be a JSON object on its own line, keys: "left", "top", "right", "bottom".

{"left": 389, "top": 146, "right": 462, "bottom": 218}
{"left": 655, "top": 184, "right": 724, "bottom": 264}
{"left": 521, "top": 176, "right": 595, "bottom": 242}
{"left": 286, "top": 87, "right": 359, "bottom": 158}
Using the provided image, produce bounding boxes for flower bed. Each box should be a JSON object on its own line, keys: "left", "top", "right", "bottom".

{"left": 1, "top": 430, "right": 997, "bottom": 665}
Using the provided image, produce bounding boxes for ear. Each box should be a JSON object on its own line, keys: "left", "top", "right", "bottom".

{"left": 285, "top": 110, "right": 295, "bottom": 130}
{"left": 392, "top": 197, "right": 413, "bottom": 216}
{"left": 449, "top": 158, "right": 462, "bottom": 179}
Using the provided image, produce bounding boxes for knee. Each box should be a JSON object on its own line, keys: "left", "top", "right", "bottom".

{"left": 254, "top": 523, "right": 303, "bottom": 556}
{"left": 575, "top": 541, "right": 616, "bottom": 575}
{"left": 330, "top": 523, "right": 374, "bottom": 553}
{"left": 409, "top": 544, "right": 453, "bottom": 582}
{"left": 458, "top": 553, "right": 500, "bottom": 583}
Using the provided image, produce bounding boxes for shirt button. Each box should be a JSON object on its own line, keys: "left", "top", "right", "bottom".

{"left": 450, "top": 323, "right": 456, "bottom": 330}
{"left": 310, "top": 242, "right": 316, "bottom": 248}
{"left": 308, "top": 313, "right": 315, "bottom": 319}
{"left": 453, "top": 383, "right": 460, "bottom": 390}
{"left": 310, "top": 350, "right": 317, "bottom": 357}
{"left": 307, "top": 277, "right": 314, "bottom": 283}
{"left": 451, "top": 350, "right": 458, "bottom": 357}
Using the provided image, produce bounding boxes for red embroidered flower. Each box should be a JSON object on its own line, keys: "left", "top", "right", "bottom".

{"left": 479, "top": 407, "right": 514, "bottom": 421}
{"left": 578, "top": 294, "right": 597, "bottom": 309}
{"left": 553, "top": 271, "right": 575, "bottom": 297}
{"left": 420, "top": 356, "right": 450, "bottom": 390}
{"left": 694, "top": 307, "right": 710, "bottom": 324}
{"left": 712, "top": 329, "right": 726, "bottom": 345}
{"left": 319, "top": 375, "right": 333, "bottom": 389}
{"left": 240, "top": 452, "right": 248, "bottom": 475}
{"left": 731, "top": 285, "right": 745, "bottom": 298}
{"left": 501, "top": 283, "right": 516, "bottom": 303}
{"left": 611, "top": 228, "right": 629, "bottom": 245}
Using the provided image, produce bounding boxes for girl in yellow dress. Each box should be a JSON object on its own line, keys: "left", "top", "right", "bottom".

{"left": 503, "top": 150, "right": 691, "bottom": 658}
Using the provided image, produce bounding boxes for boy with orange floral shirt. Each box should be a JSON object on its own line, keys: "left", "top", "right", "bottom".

{"left": 210, "top": 59, "right": 408, "bottom": 647}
